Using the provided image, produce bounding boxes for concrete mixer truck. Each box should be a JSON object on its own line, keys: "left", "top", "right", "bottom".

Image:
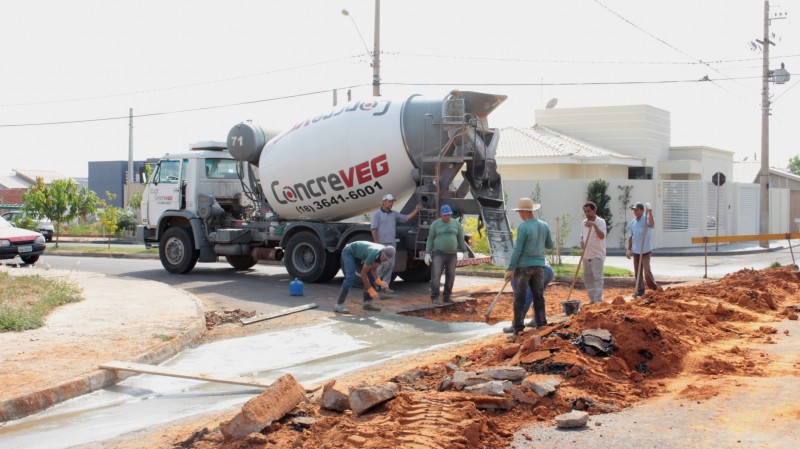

{"left": 136, "top": 90, "right": 514, "bottom": 283}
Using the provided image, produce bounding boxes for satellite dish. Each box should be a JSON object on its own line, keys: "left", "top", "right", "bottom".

{"left": 545, "top": 98, "right": 558, "bottom": 109}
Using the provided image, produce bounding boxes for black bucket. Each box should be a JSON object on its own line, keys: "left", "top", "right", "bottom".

{"left": 561, "top": 300, "right": 581, "bottom": 316}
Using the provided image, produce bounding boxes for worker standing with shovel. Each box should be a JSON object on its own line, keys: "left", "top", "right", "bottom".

{"left": 503, "top": 198, "right": 554, "bottom": 336}
{"left": 581, "top": 201, "right": 607, "bottom": 304}
{"left": 627, "top": 202, "right": 659, "bottom": 298}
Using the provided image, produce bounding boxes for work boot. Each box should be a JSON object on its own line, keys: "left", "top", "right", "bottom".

{"left": 502, "top": 326, "right": 514, "bottom": 334}
{"left": 443, "top": 297, "right": 454, "bottom": 304}
{"left": 524, "top": 320, "right": 537, "bottom": 328}
{"left": 380, "top": 287, "right": 396, "bottom": 295}
{"left": 334, "top": 304, "right": 350, "bottom": 314}
{"left": 363, "top": 301, "right": 381, "bottom": 312}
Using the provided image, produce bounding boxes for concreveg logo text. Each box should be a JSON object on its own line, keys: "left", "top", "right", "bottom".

{"left": 271, "top": 153, "right": 389, "bottom": 204}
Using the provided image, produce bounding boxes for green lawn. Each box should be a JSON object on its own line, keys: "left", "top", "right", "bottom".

{"left": 458, "top": 263, "right": 632, "bottom": 277}
{"left": 46, "top": 245, "right": 156, "bottom": 255}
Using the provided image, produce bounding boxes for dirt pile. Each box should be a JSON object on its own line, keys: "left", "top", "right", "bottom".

{"left": 179, "top": 266, "right": 800, "bottom": 449}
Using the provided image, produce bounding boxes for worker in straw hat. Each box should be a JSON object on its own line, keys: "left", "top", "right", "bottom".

{"left": 504, "top": 197, "right": 554, "bottom": 336}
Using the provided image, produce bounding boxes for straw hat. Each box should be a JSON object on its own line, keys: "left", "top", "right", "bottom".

{"left": 511, "top": 197, "right": 541, "bottom": 212}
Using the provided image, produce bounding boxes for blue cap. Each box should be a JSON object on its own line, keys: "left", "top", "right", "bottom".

{"left": 440, "top": 205, "right": 453, "bottom": 215}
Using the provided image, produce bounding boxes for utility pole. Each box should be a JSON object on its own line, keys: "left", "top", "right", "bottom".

{"left": 757, "top": 0, "right": 789, "bottom": 247}
{"left": 372, "top": 0, "right": 381, "bottom": 96}
{"left": 128, "top": 108, "right": 134, "bottom": 184}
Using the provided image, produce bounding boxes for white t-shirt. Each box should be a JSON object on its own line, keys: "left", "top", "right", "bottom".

{"left": 581, "top": 216, "right": 607, "bottom": 260}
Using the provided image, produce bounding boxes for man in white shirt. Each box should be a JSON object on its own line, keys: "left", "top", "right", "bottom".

{"left": 580, "top": 201, "right": 606, "bottom": 304}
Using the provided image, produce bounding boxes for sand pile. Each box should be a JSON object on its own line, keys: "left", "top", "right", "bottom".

{"left": 182, "top": 266, "right": 799, "bottom": 449}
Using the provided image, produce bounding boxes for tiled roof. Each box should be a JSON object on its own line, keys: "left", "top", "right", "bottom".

{"left": 732, "top": 161, "right": 800, "bottom": 183}
{"left": 497, "top": 125, "right": 633, "bottom": 160}
{"left": 12, "top": 169, "right": 70, "bottom": 185}
{"left": 0, "top": 175, "right": 31, "bottom": 189}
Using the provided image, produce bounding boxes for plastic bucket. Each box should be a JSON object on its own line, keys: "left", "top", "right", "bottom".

{"left": 561, "top": 300, "right": 581, "bottom": 316}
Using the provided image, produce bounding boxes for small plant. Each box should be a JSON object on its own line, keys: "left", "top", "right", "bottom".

{"left": 97, "top": 191, "right": 120, "bottom": 248}
{"left": 768, "top": 261, "right": 782, "bottom": 269}
{"left": 546, "top": 213, "right": 574, "bottom": 266}
{"left": 617, "top": 185, "right": 633, "bottom": 249}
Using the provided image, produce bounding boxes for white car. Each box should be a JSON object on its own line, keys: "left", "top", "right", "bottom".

{"left": 1, "top": 211, "right": 55, "bottom": 242}
{"left": 0, "top": 216, "right": 47, "bottom": 265}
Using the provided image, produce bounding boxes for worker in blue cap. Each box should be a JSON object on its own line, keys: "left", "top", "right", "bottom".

{"left": 424, "top": 204, "right": 468, "bottom": 304}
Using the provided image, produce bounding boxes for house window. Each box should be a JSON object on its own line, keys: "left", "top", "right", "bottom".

{"left": 628, "top": 167, "right": 653, "bottom": 180}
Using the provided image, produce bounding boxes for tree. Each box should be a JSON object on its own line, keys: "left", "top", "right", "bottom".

{"left": 97, "top": 191, "right": 120, "bottom": 249}
{"left": 74, "top": 187, "right": 99, "bottom": 223}
{"left": 128, "top": 191, "right": 143, "bottom": 210}
{"left": 788, "top": 155, "right": 800, "bottom": 176}
{"left": 22, "top": 177, "right": 79, "bottom": 247}
{"left": 617, "top": 185, "right": 633, "bottom": 249}
{"left": 586, "top": 179, "right": 613, "bottom": 234}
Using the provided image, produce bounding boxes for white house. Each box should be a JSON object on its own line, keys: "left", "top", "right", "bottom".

{"left": 496, "top": 105, "right": 793, "bottom": 250}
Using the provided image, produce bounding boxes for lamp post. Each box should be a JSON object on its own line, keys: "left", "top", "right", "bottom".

{"left": 341, "top": 0, "right": 381, "bottom": 96}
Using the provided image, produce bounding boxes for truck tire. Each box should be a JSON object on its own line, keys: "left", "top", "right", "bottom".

{"left": 159, "top": 227, "right": 199, "bottom": 274}
{"left": 20, "top": 255, "right": 39, "bottom": 265}
{"left": 226, "top": 254, "right": 258, "bottom": 270}
{"left": 285, "top": 232, "right": 336, "bottom": 283}
{"left": 398, "top": 259, "right": 431, "bottom": 282}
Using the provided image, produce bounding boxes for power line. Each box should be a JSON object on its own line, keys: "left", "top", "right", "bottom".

{"left": 0, "top": 55, "right": 364, "bottom": 108}
{"left": 0, "top": 75, "right": 762, "bottom": 128}
{"left": 401, "top": 52, "right": 800, "bottom": 66}
{"left": 0, "top": 86, "right": 370, "bottom": 128}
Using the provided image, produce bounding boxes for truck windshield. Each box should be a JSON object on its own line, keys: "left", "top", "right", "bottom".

{"left": 156, "top": 160, "right": 181, "bottom": 184}
{"left": 205, "top": 158, "right": 240, "bottom": 179}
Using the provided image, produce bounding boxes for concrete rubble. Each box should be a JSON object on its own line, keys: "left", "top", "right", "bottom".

{"left": 220, "top": 373, "right": 306, "bottom": 440}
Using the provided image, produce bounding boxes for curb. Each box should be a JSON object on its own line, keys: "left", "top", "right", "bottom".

{"left": 0, "top": 293, "right": 207, "bottom": 422}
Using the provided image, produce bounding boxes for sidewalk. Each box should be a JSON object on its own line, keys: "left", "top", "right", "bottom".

{"left": 0, "top": 267, "right": 206, "bottom": 422}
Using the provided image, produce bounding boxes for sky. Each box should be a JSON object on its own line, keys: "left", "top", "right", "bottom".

{"left": 1, "top": 0, "right": 798, "bottom": 178}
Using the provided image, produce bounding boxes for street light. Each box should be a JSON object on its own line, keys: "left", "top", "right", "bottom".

{"left": 341, "top": 1, "right": 381, "bottom": 96}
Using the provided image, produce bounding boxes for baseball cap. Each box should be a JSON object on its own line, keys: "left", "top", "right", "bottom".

{"left": 631, "top": 202, "right": 645, "bottom": 210}
{"left": 382, "top": 194, "right": 395, "bottom": 201}
{"left": 440, "top": 204, "right": 453, "bottom": 215}
{"left": 381, "top": 246, "right": 396, "bottom": 259}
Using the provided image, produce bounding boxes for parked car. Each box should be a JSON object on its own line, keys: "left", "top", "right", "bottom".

{"left": 0, "top": 216, "right": 46, "bottom": 265}
{"left": 1, "top": 211, "right": 55, "bottom": 242}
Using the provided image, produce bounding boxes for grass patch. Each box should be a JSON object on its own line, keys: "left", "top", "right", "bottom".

{"left": 459, "top": 263, "right": 632, "bottom": 277}
{"left": 768, "top": 261, "right": 781, "bottom": 269}
{"left": 0, "top": 271, "right": 84, "bottom": 332}
{"left": 47, "top": 245, "right": 156, "bottom": 255}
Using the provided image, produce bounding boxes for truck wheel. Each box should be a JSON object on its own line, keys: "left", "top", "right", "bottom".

{"left": 285, "top": 232, "right": 331, "bottom": 283}
{"left": 226, "top": 254, "right": 258, "bottom": 270}
{"left": 398, "top": 259, "right": 431, "bottom": 282}
{"left": 159, "top": 227, "right": 199, "bottom": 274}
{"left": 317, "top": 252, "right": 340, "bottom": 283}
{"left": 20, "top": 255, "right": 39, "bottom": 265}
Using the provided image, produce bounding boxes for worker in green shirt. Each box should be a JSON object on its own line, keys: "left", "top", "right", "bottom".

{"left": 424, "top": 204, "right": 468, "bottom": 304}
{"left": 334, "top": 241, "right": 395, "bottom": 314}
{"left": 504, "top": 198, "right": 554, "bottom": 335}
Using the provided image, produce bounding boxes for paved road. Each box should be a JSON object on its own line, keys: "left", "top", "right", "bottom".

{"left": 36, "top": 255, "right": 499, "bottom": 316}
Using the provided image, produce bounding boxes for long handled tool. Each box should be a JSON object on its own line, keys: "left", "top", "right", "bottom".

{"left": 565, "top": 228, "right": 592, "bottom": 302}
{"left": 484, "top": 279, "right": 510, "bottom": 320}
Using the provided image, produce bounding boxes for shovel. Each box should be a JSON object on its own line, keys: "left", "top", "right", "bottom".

{"left": 484, "top": 279, "right": 510, "bottom": 322}
{"left": 565, "top": 228, "right": 591, "bottom": 303}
